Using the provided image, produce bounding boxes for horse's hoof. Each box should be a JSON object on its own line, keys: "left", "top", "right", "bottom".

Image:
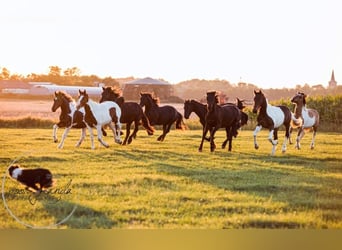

{"left": 254, "top": 145, "right": 259, "bottom": 150}
{"left": 54, "top": 139, "right": 58, "bottom": 143}
{"left": 198, "top": 148, "right": 202, "bottom": 152}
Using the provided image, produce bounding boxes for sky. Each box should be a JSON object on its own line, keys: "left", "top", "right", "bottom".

{"left": 1, "top": 0, "right": 341, "bottom": 88}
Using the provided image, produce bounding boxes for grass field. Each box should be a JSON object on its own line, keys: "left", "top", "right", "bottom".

{"left": 0, "top": 128, "right": 341, "bottom": 229}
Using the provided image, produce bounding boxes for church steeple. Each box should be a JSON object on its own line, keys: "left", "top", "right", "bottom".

{"left": 329, "top": 70, "right": 337, "bottom": 88}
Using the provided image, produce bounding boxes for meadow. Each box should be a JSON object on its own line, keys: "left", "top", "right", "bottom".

{"left": 0, "top": 128, "right": 341, "bottom": 229}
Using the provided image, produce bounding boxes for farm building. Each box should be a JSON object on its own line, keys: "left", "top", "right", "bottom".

{"left": 29, "top": 83, "right": 103, "bottom": 97}
{"left": 0, "top": 80, "right": 30, "bottom": 94}
{"left": 122, "top": 77, "right": 173, "bottom": 101}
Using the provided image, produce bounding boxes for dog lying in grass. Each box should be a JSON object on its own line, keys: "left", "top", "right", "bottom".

{"left": 8, "top": 164, "right": 54, "bottom": 193}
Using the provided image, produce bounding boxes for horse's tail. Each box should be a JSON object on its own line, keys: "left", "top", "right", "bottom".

{"left": 176, "top": 112, "right": 187, "bottom": 130}
{"left": 141, "top": 111, "right": 155, "bottom": 135}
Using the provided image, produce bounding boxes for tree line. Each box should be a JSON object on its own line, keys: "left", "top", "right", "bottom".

{"left": 0, "top": 66, "right": 120, "bottom": 87}
{"left": 1, "top": 65, "right": 342, "bottom": 102}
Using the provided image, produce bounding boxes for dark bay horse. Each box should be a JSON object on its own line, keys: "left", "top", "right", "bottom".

{"left": 139, "top": 92, "right": 185, "bottom": 141}
{"left": 51, "top": 91, "right": 87, "bottom": 149}
{"left": 184, "top": 98, "right": 248, "bottom": 149}
{"left": 252, "top": 90, "right": 292, "bottom": 155}
{"left": 198, "top": 91, "right": 241, "bottom": 152}
{"left": 290, "top": 92, "right": 319, "bottom": 149}
{"left": 100, "top": 86, "right": 154, "bottom": 145}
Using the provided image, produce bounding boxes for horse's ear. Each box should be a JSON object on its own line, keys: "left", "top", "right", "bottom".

{"left": 254, "top": 90, "right": 258, "bottom": 95}
{"left": 79, "top": 89, "right": 82, "bottom": 95}
{"left": 140, "top": 92, "right": 142, "bottom": 96}
{"left": 102, "top": 86, "right": 106, "bottom": 91}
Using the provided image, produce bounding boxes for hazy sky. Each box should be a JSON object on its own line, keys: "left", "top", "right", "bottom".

{"left": 1, "top": 0, "right": 341, "bottom": 88}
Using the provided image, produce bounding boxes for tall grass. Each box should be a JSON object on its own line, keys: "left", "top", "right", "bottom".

{"left": 0, "top": 128, "right": 341, "bottom": 229}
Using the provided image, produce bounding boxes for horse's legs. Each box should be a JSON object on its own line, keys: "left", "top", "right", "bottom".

{"left": 114, "top": 121, "right": 122, "bottom": 144}
{"left": 86, "top": 125, "right": 95, "bottom": 149}
{"left": 210, "top": 127, "right": 219, "bottom": 152}
{"left": 128, "top": 121, "right": 139, "bottom": 145}
{"left": 253, "top": 125, "right": 262, "bottom": 149}
{"left": 310, "top": 127, "right": 317, "bottom": 149}
{"left": 270, "top": 128, "right": 278, "bottom": 156}
{"left": 228, "top": 127, "right": 234, "bottom": 152}
{"left": 58, "top": 127, "right": 71, "bottom": 149}
{"left": 199, "top": 126, "right": 209, "bottom": 152}
{"left": 295, "top": 127, "right": 305, "bottom": 149}
{"left": 96, "top": 125, "right": 109, "bottom": 148}
{"left": 288, "top": 127, "right": 293, "bottom": 144}
{"left": 75, "top": 127, "right": 86, "bottom": 147}
{"left": 157, "top": 123, "right": 171, "bottom": 141}
{"left": 281, "top": 124, "right": 290, "bottom": 153}
{"left": 122, "top": 122, "right": 130, "bottom": 145}
{"left": 53, "top": 124, "right": 59, "bottom": 143}
{"left": 221, "top": 128, "right": 229, "bottom": 149}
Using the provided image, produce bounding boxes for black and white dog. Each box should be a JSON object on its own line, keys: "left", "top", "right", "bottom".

{"left": 8, "top": 164, "right": 54, "bottom": 192}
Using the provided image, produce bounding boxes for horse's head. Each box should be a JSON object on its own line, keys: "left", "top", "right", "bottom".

{"left": 206, "top": 91, "right": 218, "bottom": 112}
{"left": 252, "top": 90, "right": 266, "bottom": 113}
{"left": 51, "top": 91, "right": 63, "bottom": 112}
{"left": 100, "top": 86, "right": 121, "bottom": 103}
{"left": 291, "top": 92, "right": 307, "bottom": 106}
{"left": 236, "top": 98, "right": 246, "bottom": 110}
{"left": 183, "top": 100, "right": 193, "bottom": 119}
{"left": 139, "top": 92, "right": 153, "bottom": 108}
{"left": 76, "top": 90, "right": 89, "bottom": 110}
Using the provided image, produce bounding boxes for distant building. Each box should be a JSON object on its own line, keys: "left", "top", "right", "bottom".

{"left": 122, "top": 77, "right": 173, "bottom": 101}
{"left": 328, "top": 70, "right": 337, "bottom": 88}
{"left": 0, "top": 80, "right": 30, "bottom": 94}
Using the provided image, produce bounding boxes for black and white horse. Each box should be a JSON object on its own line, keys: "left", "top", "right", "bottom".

{"left": 76, "top": 90, "right": 122, "bottom": 149}
{"left": 252, "top": 90, "right": 292, "bottom": 155}
{"left": 51, "top": 91, "right": 87, "bottom": 149}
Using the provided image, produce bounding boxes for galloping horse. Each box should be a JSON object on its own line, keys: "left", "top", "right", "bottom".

{"left": 184, "top": 98, "right": 248, "bottom": 148}
{"left": 290, "top": 92, "right": 319, "bottom": 149}
{"left": 252, "top": 90, "right": 292, "bottom": 155}
{"left": 198, "top": 91, "right": 241, "bottom": 152}
{"left": 51, "top": 91, "right": 87, "bottom": 149}
{"left": 76, "top": 90, "right": 122, "bottom": 149}
{"left": 139, "top": 92, "right": 185, "bottom": 141}
{"left": 100, "top": 86, "right": 154, "bottom": 145}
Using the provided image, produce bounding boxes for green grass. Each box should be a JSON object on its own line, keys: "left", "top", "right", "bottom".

{"left": 0, "top": 128, "right": 341, "bottom": 228}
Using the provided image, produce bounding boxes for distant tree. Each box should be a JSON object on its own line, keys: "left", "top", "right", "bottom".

{"left": 48, "top": 66, "right": 62, "bottom": 77}
{"left": 0, "top": 67, "right": 10, "bottom": 80}
{"left": 101, "top": 76, "right": 120, "bottom": 87}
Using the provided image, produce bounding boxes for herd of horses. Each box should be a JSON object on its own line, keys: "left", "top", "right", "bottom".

{"left": 51, "top": 87, "right": 319, "bottom": 155}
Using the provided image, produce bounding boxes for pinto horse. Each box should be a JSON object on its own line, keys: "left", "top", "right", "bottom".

{"left": 198, "top": 91, "right": 241, "bottom": 152}
{"left": 51, "top": 91, "right": 87, "bottom": 149}
{"left": 100, "top": 86, "right": 154, "bottom": 145}
{"left": 252, "top": 90, "right": 292, "bottom": 155}
{"left": 139, "top": 92, "right": 185, "bottom": 141}
{"left": 76, "top": 90, "right": 122, "bottom": 149}
{"left": 290, "top": 92, "right": 319, "bottom": 149}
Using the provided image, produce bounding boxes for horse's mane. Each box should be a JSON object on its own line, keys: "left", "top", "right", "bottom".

{"left": 189, "top": 99, "right": 205, "bottom": 106}
{"left": 109, "top": 86, "right": 122, "bottom": 98}
{"left": 142, "top": 92, "right": 160, "bottom": 105}
{"left": 56, "top": 91, "right": 74, "bottom": 102}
